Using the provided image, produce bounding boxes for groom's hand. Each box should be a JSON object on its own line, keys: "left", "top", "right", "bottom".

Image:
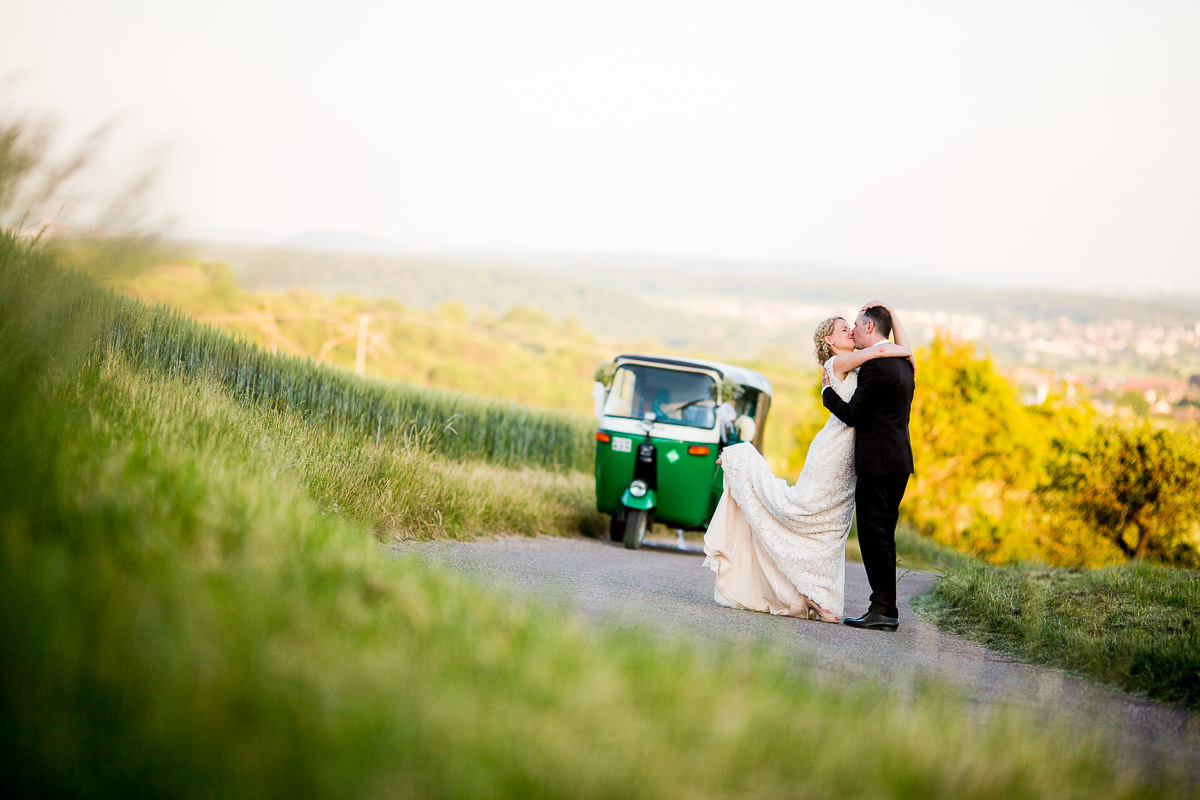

{"left": 821, "top": 370, "right": 830, "bottom": 389}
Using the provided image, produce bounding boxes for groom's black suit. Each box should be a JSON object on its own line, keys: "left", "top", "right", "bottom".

{"left": 822, "top": 353, "right": 914, "bottom": 618}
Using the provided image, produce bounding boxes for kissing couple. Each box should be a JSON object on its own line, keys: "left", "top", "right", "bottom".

{"left": 702, "top": 301, "right": 916, "bottom": 631}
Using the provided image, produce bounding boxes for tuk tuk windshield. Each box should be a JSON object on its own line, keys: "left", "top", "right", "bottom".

{"left": 603, "top": 365, "right": 717, "bottom": 430}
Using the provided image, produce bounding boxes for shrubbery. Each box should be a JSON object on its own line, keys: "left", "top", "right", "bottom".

{"left": 904, "top": 337, "right": 1200, "bottom": 567}
{"left": 1042, "top": 423, "right": 1200, "bottom": 567}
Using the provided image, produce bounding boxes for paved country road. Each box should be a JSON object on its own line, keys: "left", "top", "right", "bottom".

{"left": 392, "top": 535, "right": 1198, "bottom": 779}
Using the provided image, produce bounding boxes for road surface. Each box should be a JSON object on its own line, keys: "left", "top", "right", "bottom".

{"left": 393, "top": 535, "right": 1199, "bottom": 779}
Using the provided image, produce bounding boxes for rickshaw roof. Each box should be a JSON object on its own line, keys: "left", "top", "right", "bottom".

{"left": 613, "top": 354, "right": 773, "bottom": 398}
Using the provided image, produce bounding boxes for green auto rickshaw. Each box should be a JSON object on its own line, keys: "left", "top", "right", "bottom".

{"left": 593, "top": 354, "right": 772, "bottom": 549}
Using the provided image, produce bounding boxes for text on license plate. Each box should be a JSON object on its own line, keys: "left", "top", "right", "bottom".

{"left": 611, "top": 437, "right": 632, "bottom": 453}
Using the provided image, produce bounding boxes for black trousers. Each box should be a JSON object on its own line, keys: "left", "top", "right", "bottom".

{"left": 855, "top": 472, "right": 910, "bottom": 618}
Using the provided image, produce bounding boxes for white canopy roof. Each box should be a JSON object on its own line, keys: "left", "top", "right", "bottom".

{"left": 613, "top": 354, "right": 773, "bottom": 398}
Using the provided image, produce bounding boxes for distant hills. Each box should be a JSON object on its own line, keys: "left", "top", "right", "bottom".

{"left": 185, "top": 240, "right": 1200, "bottom": 370}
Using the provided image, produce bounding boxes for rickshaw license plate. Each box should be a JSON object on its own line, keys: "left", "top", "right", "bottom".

{"left": 611, "top": 437, "right": 632, "bottom": 453}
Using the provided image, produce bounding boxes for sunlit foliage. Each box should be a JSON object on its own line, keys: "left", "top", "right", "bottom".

{"left": 1043, "top": 424, "right": 1200, "bottom": 567}
{"left": 905, "top": 337, "right": 1199, "bottom": 567}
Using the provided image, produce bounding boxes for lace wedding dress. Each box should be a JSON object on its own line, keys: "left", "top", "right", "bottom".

{"left": 702, "top": 356, "right": 857, "bottom": 618}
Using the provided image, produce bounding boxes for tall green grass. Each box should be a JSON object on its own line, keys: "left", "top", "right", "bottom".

{"left": 2, "top": 233, "right": 1190, "bottom": 799}
{"left": 897, "top": 524, "right": 1200, "bottom": 710}
{"left": 2, "top": 232, "right": 593, "bottom": 471}
{"left": 915, "top": 560, "right": 1200, "bottom": 708}
{"left": 92, "top": 353, "right": 605, "bottom": 541}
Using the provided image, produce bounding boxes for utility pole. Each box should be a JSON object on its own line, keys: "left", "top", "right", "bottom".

{"left": 355, "top": 314, "right": 372, "bottom": 375}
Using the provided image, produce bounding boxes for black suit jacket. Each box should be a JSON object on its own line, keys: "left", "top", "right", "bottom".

{"left": 822, "top": 356, "right": 915, "bottom": 475}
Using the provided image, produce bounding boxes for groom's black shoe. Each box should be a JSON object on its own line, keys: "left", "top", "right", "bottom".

{"left": 842, "top": 611, "right": 899, "bottom": 631}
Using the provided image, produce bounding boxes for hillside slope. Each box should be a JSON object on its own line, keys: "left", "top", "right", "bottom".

{"left": 1, "top": 233, "right": 1186, "bottom": 800}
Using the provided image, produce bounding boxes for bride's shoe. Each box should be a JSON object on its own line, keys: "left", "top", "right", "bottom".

{"left": 803, "top": 598, "right": 839, "bottom": 623}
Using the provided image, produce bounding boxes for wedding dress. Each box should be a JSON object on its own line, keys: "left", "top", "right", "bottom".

{"left": 702, "top": 355, "right": 857, "bottom": 618}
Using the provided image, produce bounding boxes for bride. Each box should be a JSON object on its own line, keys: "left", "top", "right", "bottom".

{"left": 702, "top": 301, "right": 913, "bottom": 622}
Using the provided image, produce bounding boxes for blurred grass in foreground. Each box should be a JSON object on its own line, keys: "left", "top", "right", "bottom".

{"left": 0, "top": 235, "right": 1191, "bottom": 798}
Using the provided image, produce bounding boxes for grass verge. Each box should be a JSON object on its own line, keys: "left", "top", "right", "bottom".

{"left": 84, "top": 351, "right": 604, "bottom": 541}
{"left": 914, "top": 558, "right": 1200, "bottom": 709}
{"left": 892, "top": 520, "right": 1199, "bottom": 710}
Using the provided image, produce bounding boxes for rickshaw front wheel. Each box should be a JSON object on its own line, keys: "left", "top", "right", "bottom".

{"left": 623, "top": 509, "right": 649, "bottom": 550}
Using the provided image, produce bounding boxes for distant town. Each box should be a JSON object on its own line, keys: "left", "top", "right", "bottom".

{"left": 671, "top": 299, "right": 1200, "bottom": 422}
{"left": 979, "top": 315, "right": 1200, "bottom": 420}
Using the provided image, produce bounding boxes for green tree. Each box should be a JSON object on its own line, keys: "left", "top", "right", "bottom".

{"left": 1043, "top": 424, "right": 1200, "bottom": 566}
{"left": 903, "top": 336, "right": 1095, "bottom": 562}
{"left": 906, "top": 337, "right": 1043, "bottom": 554}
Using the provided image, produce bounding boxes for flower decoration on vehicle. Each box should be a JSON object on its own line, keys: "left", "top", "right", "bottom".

{"left": 593, "top": 360, "right": 617, "bottom": 389}
{"left": 711, "top": 377, "right": 744, "bottom": 404}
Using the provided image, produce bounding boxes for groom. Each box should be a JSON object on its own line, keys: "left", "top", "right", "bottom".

{"left": 821, "top": 303, "right": 915, "bottom": 632}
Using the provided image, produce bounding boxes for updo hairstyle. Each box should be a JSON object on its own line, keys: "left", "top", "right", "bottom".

{"left": 813, "top": 317, "right": 843, "bottom": 365}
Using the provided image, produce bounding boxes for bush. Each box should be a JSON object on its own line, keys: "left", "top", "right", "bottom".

{"left": 903, "top": 336, "right": 1092, "bottom": 563}
{"left": 1041, "top": 424, "right": 1200, "bottom": 567}
{"left": 899, "top": 336, "right": 1200, "bottom": 568}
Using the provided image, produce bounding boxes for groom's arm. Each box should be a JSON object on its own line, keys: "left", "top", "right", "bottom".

{"left": 822, "top": 361, "right": 882, "bottom": 427}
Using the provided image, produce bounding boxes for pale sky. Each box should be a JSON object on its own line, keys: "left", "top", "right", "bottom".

{"left": 4, "top": 0, "right": 1199, "bottom": 293}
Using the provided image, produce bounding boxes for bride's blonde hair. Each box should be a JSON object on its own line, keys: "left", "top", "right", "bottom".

{"left": 813, "top": 317, "right": 844, "bottom": 365}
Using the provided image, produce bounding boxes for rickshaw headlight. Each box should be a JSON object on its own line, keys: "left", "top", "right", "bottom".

{"left": 629, "top": 480, "right": 648, "bottom": 498}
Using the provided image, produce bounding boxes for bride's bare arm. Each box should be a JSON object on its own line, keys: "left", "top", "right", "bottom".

{"left": 830, "top": 343, "right": 912, "bottom": 380}
{"left": 861, "top": 300, "right": 910, "bottom": 347}
{"left": 861, "top": 300, "right": 915, "bottom": 373}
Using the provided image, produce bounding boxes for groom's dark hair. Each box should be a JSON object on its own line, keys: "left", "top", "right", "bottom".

{"left": 862, "top": 306, "right": 893, "bottom": 339}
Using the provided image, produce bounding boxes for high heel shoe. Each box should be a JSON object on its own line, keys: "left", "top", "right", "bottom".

{"left": 803, "top": 598, "right": 839, "bottom": 623}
